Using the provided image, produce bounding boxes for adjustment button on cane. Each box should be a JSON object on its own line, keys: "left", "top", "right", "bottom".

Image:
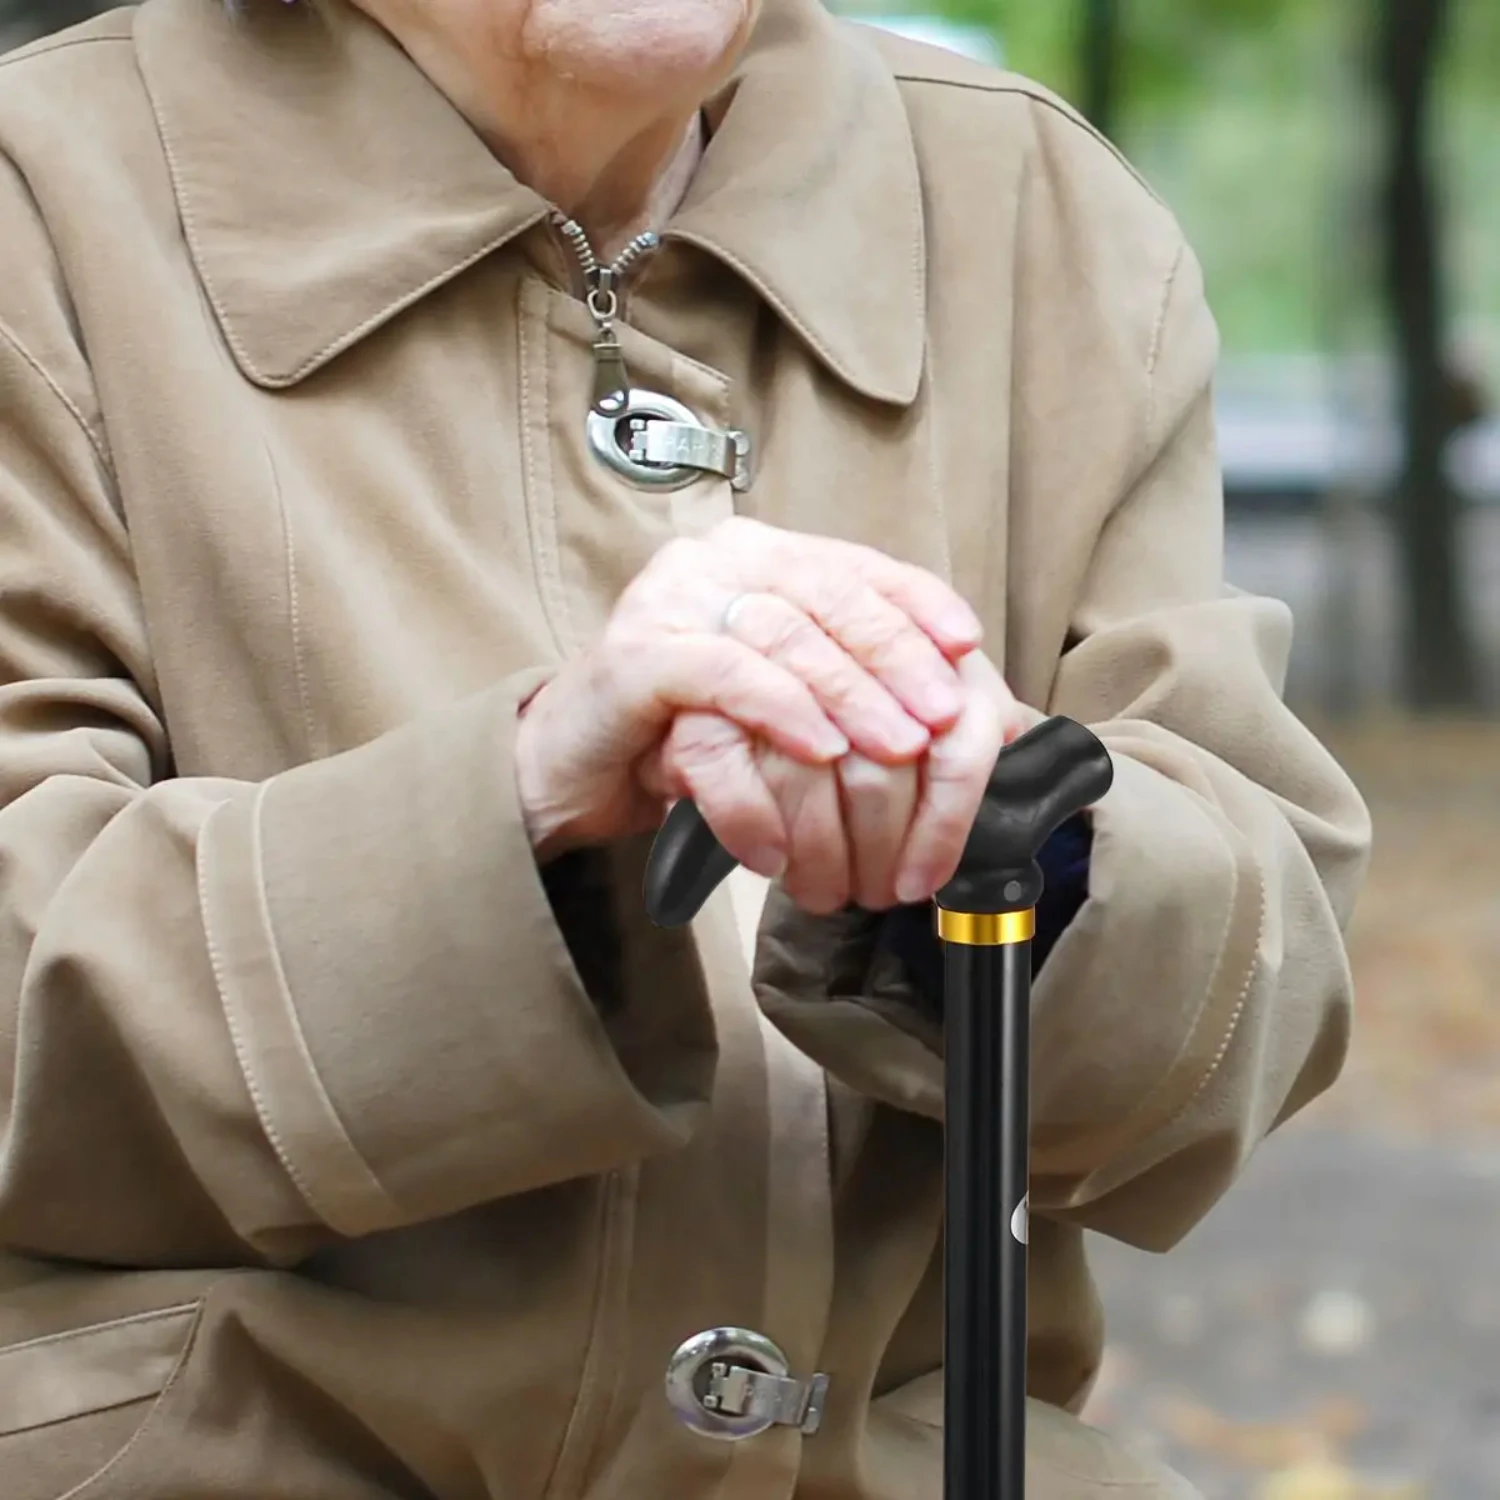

{"left": 664, "top": 1327, "right": 829, "bottom": 1441}
{"left": 1011, "top": 1192, "right": 1029, "bottom": 1245}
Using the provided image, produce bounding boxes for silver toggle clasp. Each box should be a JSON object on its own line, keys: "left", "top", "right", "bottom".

{"left": 664, "top": 1327, "right": 829, "bottom": 1442}
{"left": 586, "top": 390, "right": 752, "bottom": 493}
{"left": 625, "top": 419, "right": 751, "bottom": 492}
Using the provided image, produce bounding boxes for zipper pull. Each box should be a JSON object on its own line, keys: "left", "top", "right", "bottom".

{"left": 552, "top": 215, "right": 659, "bottom": 417}
{"left": 591, "top": 333, "right": 631, "bottom": 417}
{"left": 588, "top": 269, "right": 631, "bottom": 416}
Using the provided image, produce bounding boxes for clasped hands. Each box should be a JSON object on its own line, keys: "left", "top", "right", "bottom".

{"left": 516, "top": 516, "right": 1042, "bottom": 915}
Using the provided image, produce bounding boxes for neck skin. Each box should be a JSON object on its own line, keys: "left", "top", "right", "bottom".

{"left": 348, "top": 0, "right": 755, "bottom": 257}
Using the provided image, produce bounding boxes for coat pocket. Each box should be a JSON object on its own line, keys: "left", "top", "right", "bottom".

{"left": 0, "top": 1300, "right": 201, "bottom": 1500}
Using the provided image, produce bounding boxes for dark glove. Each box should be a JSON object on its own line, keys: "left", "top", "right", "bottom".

{"left": 874, "top": 812, "right": 1094, "bottom": 1014}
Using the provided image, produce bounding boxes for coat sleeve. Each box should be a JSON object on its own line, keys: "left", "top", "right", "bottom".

{"left": 1017, "top": 236, "right": 1370, "bottom": 1248}
{"left": 755, "top": 232, "right": 1371, "bottom": 1254}
{"left": 0, "top": 321, "right": 719, "bottom": 1271}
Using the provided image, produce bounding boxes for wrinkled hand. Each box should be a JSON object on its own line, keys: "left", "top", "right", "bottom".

{"left": 648, "top": 650, "right": 1041, "bottom": 912}
{"left": 515, "top": 515, "right": 1035, "bottom": 911}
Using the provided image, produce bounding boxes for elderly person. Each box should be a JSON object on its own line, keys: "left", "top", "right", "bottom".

{"left": 0, "top": 0, "right": 1367, "bottom": 1495}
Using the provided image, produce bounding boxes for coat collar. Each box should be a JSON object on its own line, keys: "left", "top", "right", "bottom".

{"left": 134, "top": 0, "right": 926, "bottom": 404}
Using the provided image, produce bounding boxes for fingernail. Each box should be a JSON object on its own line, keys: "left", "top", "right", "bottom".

{"left": 894, "top": 870, "right": 930, "bottom": 905}
{"left": 886, "top": 716, "right": 929, "bottom": 756}
{"left": 944, "top": 604, "right": 983, "bottom": 641}
{"left": 820, "top": 727, "right": 852, "bottom": 758}
{"left": 920, "top": 681, "right": 964, "bottom": 722}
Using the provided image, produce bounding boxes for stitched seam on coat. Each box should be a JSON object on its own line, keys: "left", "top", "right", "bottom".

{"left": 53, "top": 1297, "right": 209, "bottom": 1500}
{"left": 0, "top": 1304, "right": 199, "bottom": 1438}
{"left": 539, "top": 1171, "right": 636, "bottom": 1500}
{"left": 199, "top": 789, "right": 324, "bottom": 1219}
{"left": 263, "top": 236, "right": 529, "bottom": 386}
{"left": 0, "top": 316, "right": 110, "bottom": 470}
{"left": 241, "top": 785, "right": 401, "bottom": 1226}
{"left": 665, "top": 231, "right": 919, "bottom": 406}
{"left": 263, "top": 438, "right": 318, "bottom": 762}
{"left": 0, "top": 1303, "right": 198, "bottom": 1361}
{"left": 521, "top": 283, "right": 580, "bottom": 653}
{"left": 0, "top": 32, "right": 126, "bottom": 77}
{"left": 0, "top": 293, "right": 161, "bottom": 710}
{"left": 1143, "top": 831, "right": 1242, "bottom": 1114}
{"left": 514, "top": 283, "right": 559, "bottom": 654}
{"left": 199, "top": 789, "right": 398, "bottom": 1233}
{"left": 1041, "top": 779, "right": 1246, "bottom": 1188}
{"left": 1145, "top": 239, "right": 1187, "bottom": 444}
{"left": 1159, "top": 857, "right": 1269, "bottom": 1129}
{"left": 142, "top": 52, "right": 545, "bottom": 388}
{"left": 888, "top": 75, "right": 1171, "bottom": 214}
{"left": 1075, "top": 811, "right": 1262, "bottom": 1182}
{"left": 904, "top": 84, "right": 928, "bottom": 397}
{"left": 1109, "top": 791, "right": 1244, "bottom": 1143}
{"left": 537, "top": 293, "right": 579, "bottom": 650}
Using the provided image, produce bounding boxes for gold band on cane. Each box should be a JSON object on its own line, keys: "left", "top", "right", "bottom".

{"left": 935, "top": 908, "right": 1036, "bottom": 947}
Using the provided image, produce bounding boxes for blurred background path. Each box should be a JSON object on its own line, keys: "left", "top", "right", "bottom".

{"left": 1081, "top": 712, "right": 1500, "bottom": 1500}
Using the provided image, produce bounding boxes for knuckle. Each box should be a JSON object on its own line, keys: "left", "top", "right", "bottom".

{"left": 836, "top": 752, "right": 889, "bottom": 796}
{"left": 817, "top": 574, "right": 870, "bottom": 622}
{"left": 667, "top": 714, "right": 742, "bottom": 769}
{"left": 861, "top": 619, "right": 926, "bottom": 673}
{"left": 765, "top": 611, "right": 839, "bottom": 675}
{"left": 725, "top": 592, "right": 786, "bottom": 649}
{"left": 811, "top": 664, "right": 873, "bottom": 719}
{"left": 921, "top": 743, "right": 977, "bottom": 789}
{"left": 821, "top": 588, "right": 915, "bottom": 659}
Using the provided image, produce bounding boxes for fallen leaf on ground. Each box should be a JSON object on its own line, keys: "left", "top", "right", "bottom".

{"left": 1255, "top": 1460, "right": 1361, "bottom": 1500}
{"left": 1156, "top": 1395, "right": 1367, "bottom": 1469}
{"left": 1255, "top": 1463, "right": 1424, "bottom": 1500}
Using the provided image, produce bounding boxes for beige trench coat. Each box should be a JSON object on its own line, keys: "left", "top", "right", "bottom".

{"left": 0, "top": 1, "right": 1369, "bottom": 1496}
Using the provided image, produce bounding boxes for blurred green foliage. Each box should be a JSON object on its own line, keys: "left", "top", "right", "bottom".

{"left": 846, "top": 0, "right": 1500, "bottom": 367}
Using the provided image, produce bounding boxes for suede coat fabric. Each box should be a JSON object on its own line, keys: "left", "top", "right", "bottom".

{"left": 0, "top": 1, "right": 1369, "bottom": 1496}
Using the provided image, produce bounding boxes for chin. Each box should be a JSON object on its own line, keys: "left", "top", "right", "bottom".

{"left": 521, "top": 0, "right": 758, "bottom": 93}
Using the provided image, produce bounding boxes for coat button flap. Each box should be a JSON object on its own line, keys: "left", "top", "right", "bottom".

{"left": 664, "top": 1327, "right": 828, "bottom": 1441}
{"left": 585, "top": 390, "right": 752, "bottom": 492}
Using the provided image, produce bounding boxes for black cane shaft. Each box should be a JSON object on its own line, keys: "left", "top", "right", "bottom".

{"left": 642, "top": 712, "right": 1114, "bottom": 1500}
{"left": 944, "top": 938, "right": 1031, "bottom": 1500}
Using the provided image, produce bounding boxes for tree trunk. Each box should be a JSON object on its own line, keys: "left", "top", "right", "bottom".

{"left": 1376, "top": 0, "right": 1478, "bottom": 709}
{"left": 1080, "top": 0, "right": 1122, "bottom": 139}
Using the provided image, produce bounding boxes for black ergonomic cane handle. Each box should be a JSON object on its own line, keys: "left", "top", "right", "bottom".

{"left": 643, "top": 715, "right": 1112, "bottom": 929}
{"left": 644, "top": 715, "right": 1113, "bottom": 1500}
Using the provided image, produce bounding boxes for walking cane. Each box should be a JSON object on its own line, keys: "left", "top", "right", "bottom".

{"left": 642, "top": 715, "right": 1113, "bottom": 1500}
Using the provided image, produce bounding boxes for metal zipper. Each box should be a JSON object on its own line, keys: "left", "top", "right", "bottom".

{"left": 550, "top": 211, "right": 753, "bottom": 493}
{"left": 551, "top": 212, "right": 660, "bottom": 417}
